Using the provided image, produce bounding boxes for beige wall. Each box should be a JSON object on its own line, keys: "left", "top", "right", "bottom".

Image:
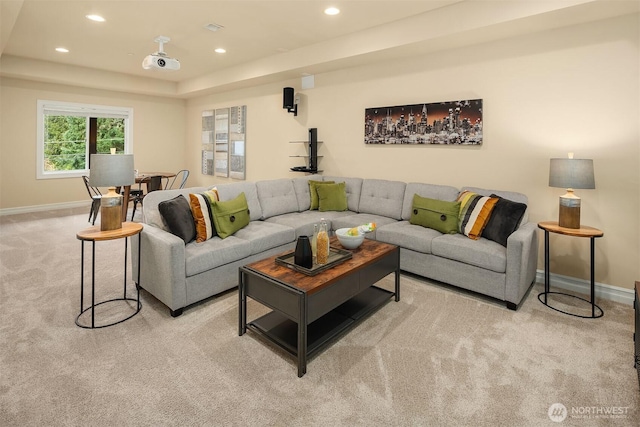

{"left": 185, "top": 15, "right": 639, "bottom": 290}
{"left": 0, "top": 78, "right": 186, "bottom": 209}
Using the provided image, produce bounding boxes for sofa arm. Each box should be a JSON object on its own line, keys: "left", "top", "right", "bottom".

{"left": 132, "top": 224, "right": 187, "bottom": 313}
{"left": 504, "top": 221, "right": 539, "bottom": 308}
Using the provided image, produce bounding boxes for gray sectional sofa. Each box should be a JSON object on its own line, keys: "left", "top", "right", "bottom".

{"left": 134, "top": 175, "right": 538, "bottom": 317}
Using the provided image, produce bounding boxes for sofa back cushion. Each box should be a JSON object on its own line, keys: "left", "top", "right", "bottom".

{"left": 292, "top": 174, "right": 323, "bottom": 211}
{"left": 401, "top": 182, "right": 459, "bottom": 220}
{"left": 358, "top": 179, "right": 406, "bottom": 220}
{"left": 256, "top": 179, "right": 299, "bottom": 219}
{"left": 323, "top": 176, "right": 363, "bottom": 212}
{"left": 214, "top": 182, "right": 262, "bottom": 221}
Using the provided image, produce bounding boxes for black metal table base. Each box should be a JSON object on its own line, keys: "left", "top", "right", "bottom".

{"left": 77, "top": 232, "right": 142, "bottom": 329}
{"left": 537, "top": 291, "right": 603, "bottom": 319}
{"left": 540, "top": 228, "right": 603, "bottom": 319}
{"left": 76, "top": 297, "right": 142, "bottom": 329}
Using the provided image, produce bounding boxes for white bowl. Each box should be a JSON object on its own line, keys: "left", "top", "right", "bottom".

{"left": 335, "top": 228, "right": 365, "bottom": 249}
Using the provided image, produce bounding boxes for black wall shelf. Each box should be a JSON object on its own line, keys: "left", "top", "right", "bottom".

{"left": 290, "top": 128, "right": 322, "bottom": 173}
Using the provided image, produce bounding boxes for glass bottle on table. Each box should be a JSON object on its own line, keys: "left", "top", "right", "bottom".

{"left": 311, "top": 223, "right": 318, "bottom": 265}
{"left": 317, "top": 218, "right": 330, "bottom": 265}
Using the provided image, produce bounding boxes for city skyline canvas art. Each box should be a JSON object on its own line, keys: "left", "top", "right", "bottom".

{"left": 364, "top": 99, "right": 483, "bottom": 145}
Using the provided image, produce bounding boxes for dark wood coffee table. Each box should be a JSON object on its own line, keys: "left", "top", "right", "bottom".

{"left": 239, "top": 237, "right": 400, "bottom": 377}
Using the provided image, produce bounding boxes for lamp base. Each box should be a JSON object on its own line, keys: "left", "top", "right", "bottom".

{"left": 99, "top": 188, "right": 123, "bottom": 231}
{"left": 558, "top": 192, "right": 581, "bottom": 229}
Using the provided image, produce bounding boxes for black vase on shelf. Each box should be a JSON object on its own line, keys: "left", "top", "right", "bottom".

{"left": 294, "top": 236, "right": 313, "bottom": 269}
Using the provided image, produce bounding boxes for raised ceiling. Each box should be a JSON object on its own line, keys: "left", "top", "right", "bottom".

{"left": 1, "top": 0, "right": 638, "bottom": 98}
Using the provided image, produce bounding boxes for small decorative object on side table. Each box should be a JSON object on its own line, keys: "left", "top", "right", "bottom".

{"left": 537, "top": 221, "right": 603, "bottom": 318}
{"left": 76, "top": 222, "right": 143, "bottom": 328}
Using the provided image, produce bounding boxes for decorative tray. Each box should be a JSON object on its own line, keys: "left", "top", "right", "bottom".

{"left": 275, "top": 246, "right": 352, "bottom": 276}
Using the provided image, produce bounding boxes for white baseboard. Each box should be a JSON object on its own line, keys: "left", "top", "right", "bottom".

{"left": 0, "top": 200, "right": 88, "bottom": 216}
{"left": 535, "top": 270, "right": 634, "bottom": 306}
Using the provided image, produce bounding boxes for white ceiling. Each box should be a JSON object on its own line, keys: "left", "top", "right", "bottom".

{"left": 1, "top": 0, "right": 638, "bottom": 98}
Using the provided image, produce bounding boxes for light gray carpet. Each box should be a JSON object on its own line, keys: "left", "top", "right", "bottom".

{"left": 1, "top": 207, "right": 638, "bottom": 426}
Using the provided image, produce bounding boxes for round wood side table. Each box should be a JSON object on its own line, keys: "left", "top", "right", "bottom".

{"left": 76, "top": 222, "right": 143, "bottom": 328}
{"left": 537, "top": 221, "right": 604, "bottom": 318}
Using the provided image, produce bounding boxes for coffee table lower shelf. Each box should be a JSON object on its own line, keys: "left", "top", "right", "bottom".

{"left": 247, "top": 286, "right": 393, "bottom": 360}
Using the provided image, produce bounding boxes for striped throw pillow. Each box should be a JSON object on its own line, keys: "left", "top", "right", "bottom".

{"left": 189, "top": 188, "right": 220, "bottom": 243}
{"left": 457, "top": 191, "right": 498, "bottom": 240}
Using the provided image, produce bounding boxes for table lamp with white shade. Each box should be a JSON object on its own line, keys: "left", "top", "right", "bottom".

{"left": 548, "top": 153, "right": 595, "bottom": 229}
{"left": 89, "top": 154, "right": 135, "bottom": 231}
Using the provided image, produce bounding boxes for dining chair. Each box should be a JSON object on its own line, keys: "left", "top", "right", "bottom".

{"left": 165, "top": 169, "right": 190, "bottom": 190}
{"left": 130, "top": 175, "right": 163, "bottom": 221}
{"left": 82, "top": 175, "right": 102, "bottom": 225}
{"left": 122, "top": 178, "right": 144, "bottom": 220}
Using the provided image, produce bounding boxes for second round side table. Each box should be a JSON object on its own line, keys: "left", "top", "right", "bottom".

{"left": 537, "top": 221, "right": 604, "bottom": 319}
{"left": 76, "top": 222, "right": 143, "bottom": 328}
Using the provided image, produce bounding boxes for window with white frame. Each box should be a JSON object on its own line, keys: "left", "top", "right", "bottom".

{"left": 36, "top": 100, "right": 133, "bottom": 179}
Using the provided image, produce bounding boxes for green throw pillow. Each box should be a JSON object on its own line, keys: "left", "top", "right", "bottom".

{"left": 211, "top": 192, "right": 250, "bottom": 239}
{"left": 409, "top": 194, "right": 460, "bottom": 234}
{"left": 309, "top": 180, "right": 335, "bottom": 210}
{"left": 317, "top": 182, "right": 348, "bottom": 212}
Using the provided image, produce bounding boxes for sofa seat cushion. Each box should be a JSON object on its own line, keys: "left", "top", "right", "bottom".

{"left": 265, "top": 210, "right": 334, "bottom": 238}
{"left": 233, "top": 221, "right": 296, "bottom": 255}
{"left": 331, "top": 213, "right": 398, "bottom": 240}
{"left": 431, "top": 234, "right": 506, "bottom": 273}
{"left": 376, "top": 221, "right": 439, "bottom": 254}
{"left": 185, "top": 236, "right": 252, "bottom": 277}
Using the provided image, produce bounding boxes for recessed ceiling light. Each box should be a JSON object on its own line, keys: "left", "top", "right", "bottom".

{"left": 86, "top": 14, "right": 105, "bottom": 22}
{"left": 214, "top": 48, "right": 226, "bottom": 54}
{"left": 55, "top": 47, "right": 69, "bottom": 53}
{"left": 205, "top": 23, "right": 224, "bottom": 32}
{"left": 324, "top": 7, "right": 340, "bottom": 15}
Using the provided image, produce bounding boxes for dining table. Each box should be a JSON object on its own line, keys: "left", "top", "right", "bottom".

{"left": 121, "top": 172, "right": 176, "bottom": 219}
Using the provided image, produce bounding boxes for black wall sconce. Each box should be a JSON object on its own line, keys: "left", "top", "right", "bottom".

{"left": 283, "top": 87, "right": 298, "bottom": 116}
